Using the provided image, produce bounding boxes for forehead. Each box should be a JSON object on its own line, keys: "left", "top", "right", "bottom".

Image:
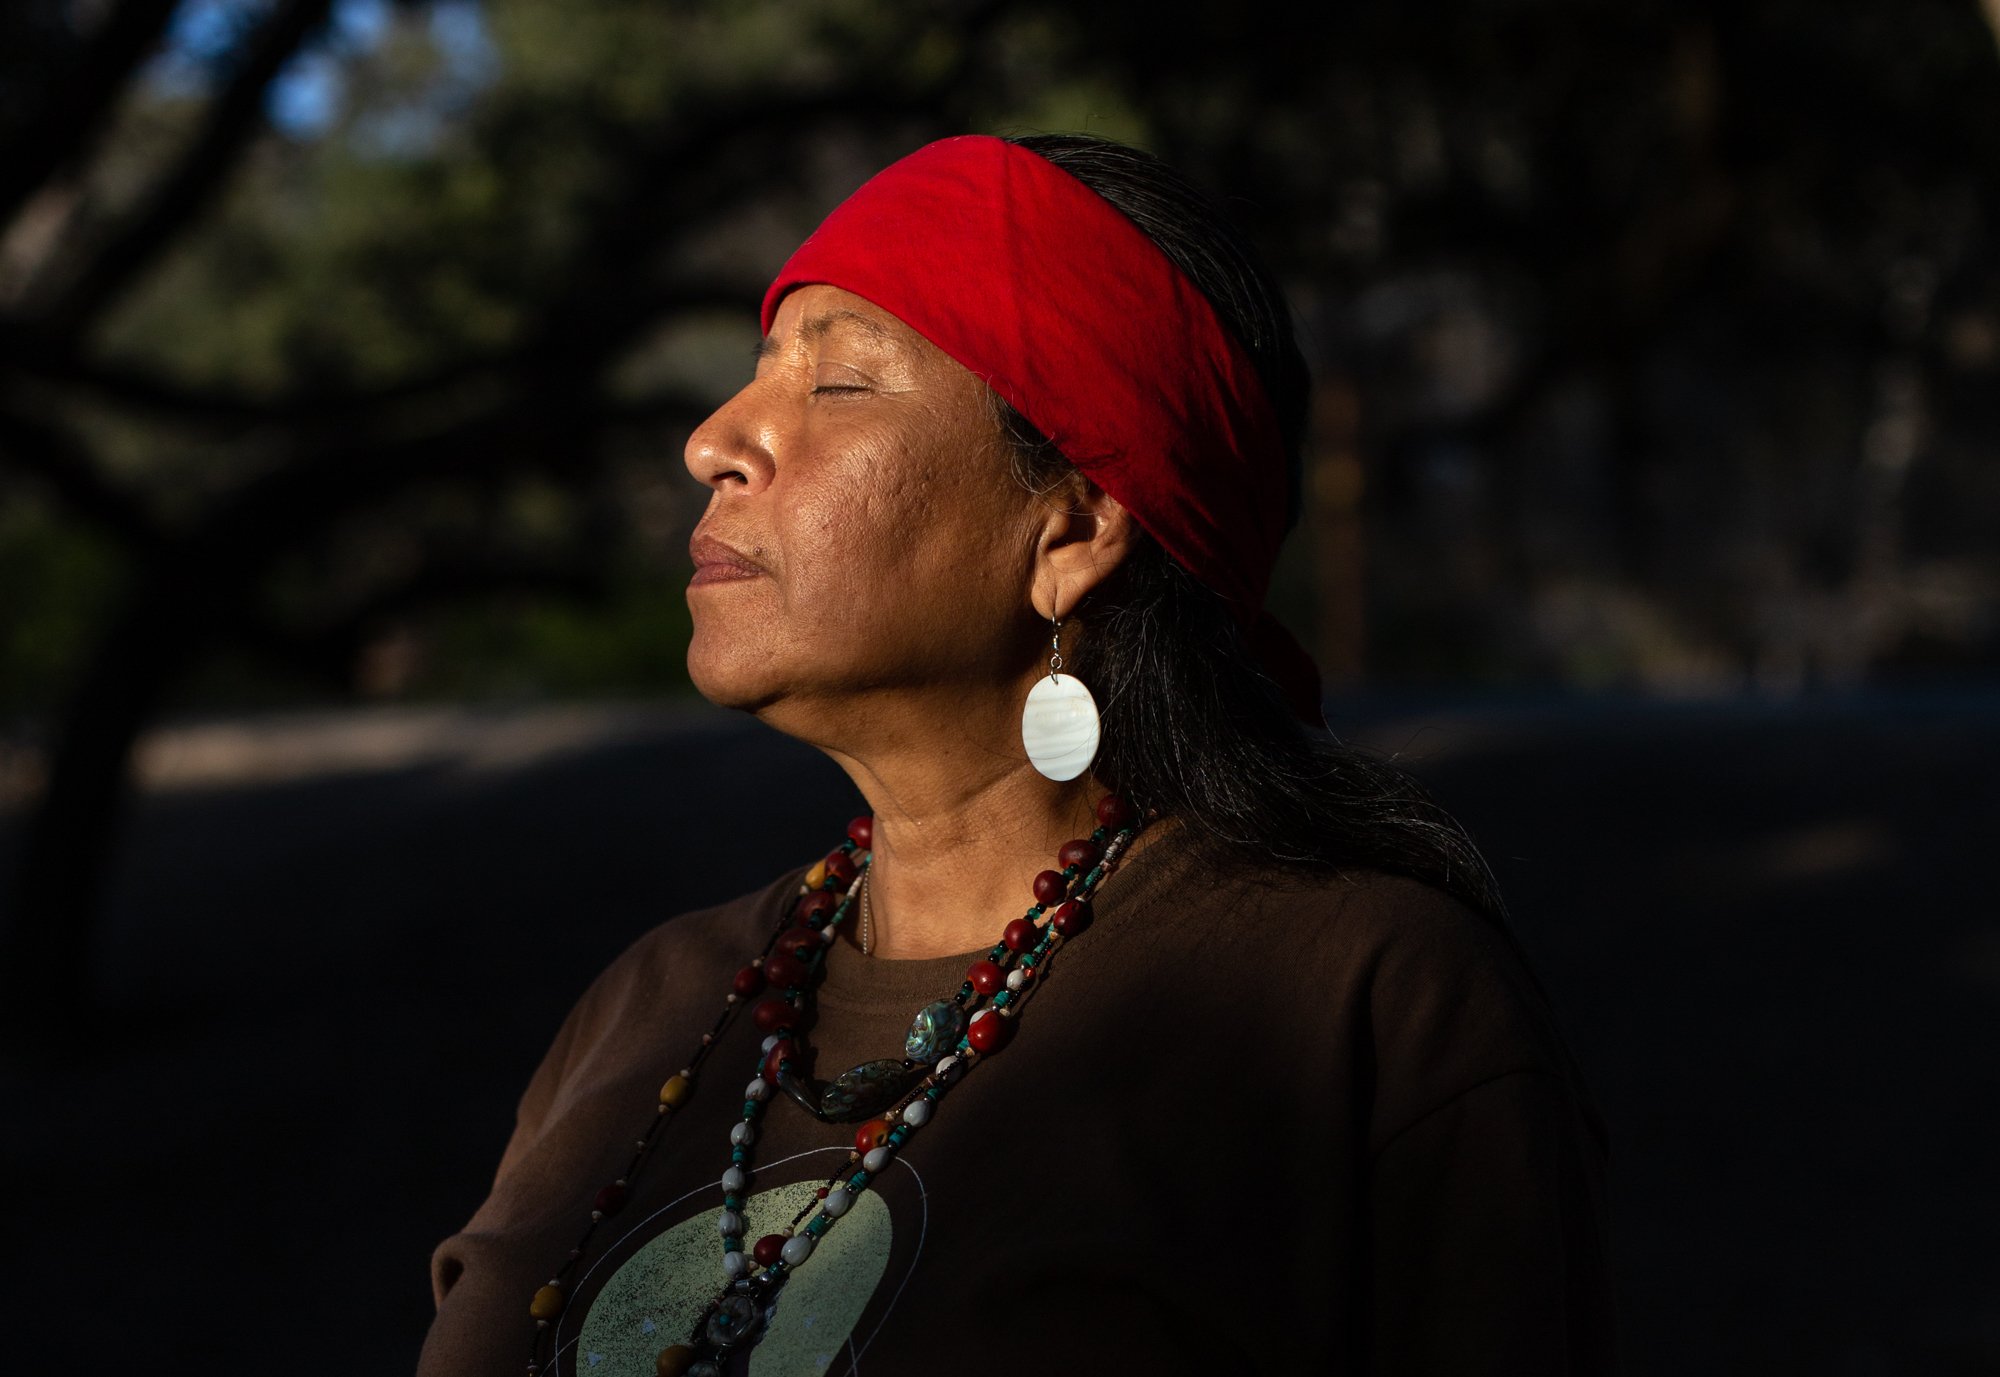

{"left": 769, "top": 284, "right": 924, "bottom": 354}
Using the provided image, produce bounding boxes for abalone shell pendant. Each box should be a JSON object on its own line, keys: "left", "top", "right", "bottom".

{"left": 704, "top": 1291, "right": 762, "bottom": 1349}
{"left": 778, "top": 1058, "right": 919, "bottom": 1122}
{"left": 904, "top": 998, "right": 967, "bottom": 1064}
{"left": 821, "top": 1058, "right": 916, "bottom": 1120}
{"left": 1021, "top": 672, "right": 1101, "bottom": 782}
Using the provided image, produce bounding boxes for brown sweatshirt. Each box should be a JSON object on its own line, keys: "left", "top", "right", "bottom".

{"left": 418, "top": 839, "right": 1615, "bottom": 1376}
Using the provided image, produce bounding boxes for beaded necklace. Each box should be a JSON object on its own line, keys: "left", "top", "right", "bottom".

{"left": 522, "top": 793, "right": 1143, "bottom": 1376}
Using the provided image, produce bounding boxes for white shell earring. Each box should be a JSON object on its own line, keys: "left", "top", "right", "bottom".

{"left": 1021, "top": 616, "right": 1101, "bottom": 782}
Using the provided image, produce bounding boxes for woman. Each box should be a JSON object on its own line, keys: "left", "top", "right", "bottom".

{"left": 418, "top": 133, "right": 1615, "bottom": 1376}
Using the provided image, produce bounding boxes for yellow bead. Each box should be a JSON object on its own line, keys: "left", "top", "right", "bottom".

{"left": 529, "top": 1282, "right": 565, "bottom": 1321}
{"left": 655, "top": 1345, "right": 697, "bottom": 1377}
{"left": 806, "top": 860, "right": 827, "bottom": 887}
{"left": 659, "top": 1074, "right": 693, "bottom": 1109}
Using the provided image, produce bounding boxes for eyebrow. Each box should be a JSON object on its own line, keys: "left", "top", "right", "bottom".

{"left": 752, "top": 307, "right": 896, "bottom": 363}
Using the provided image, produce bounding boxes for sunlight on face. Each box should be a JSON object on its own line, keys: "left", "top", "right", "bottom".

{"left": 682, "top": 286, "right": 1047, "bottom": 739}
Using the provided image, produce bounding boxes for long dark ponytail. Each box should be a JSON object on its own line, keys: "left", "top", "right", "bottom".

{"left": 1001, "top": 133, "right": 1510, "bottom": 925}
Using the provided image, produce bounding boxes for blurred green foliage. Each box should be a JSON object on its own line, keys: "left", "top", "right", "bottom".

{"left": 4, "top": 0, "right": 2000, "bottom": 741}
{"left": 0, "top": 496, "right": 126, "bottom": 713}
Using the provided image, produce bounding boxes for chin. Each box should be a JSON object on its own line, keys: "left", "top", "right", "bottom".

{"left": 686, "top": 632, "right": 782, "bottom": 713}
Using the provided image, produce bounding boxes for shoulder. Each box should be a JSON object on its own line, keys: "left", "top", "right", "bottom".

{"left": 548, "top": 864, "right": 810, "bottom": 1078}
{"left": 1211, "top": 862, "right": 1594, "bottom": 1154}
{"left": 612, "top": 863, "right": 810, "bottom": 980}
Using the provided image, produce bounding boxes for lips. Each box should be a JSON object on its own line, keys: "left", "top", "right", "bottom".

{"left": 689, "top": 531, "right": 766, "bottom": 586}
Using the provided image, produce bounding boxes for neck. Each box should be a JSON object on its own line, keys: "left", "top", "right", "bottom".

{"left": 833, "top": 745, "right": 1102, "bottom": 959}
{"left": 761, "top": 676, "right": 1159, "bottom": 959}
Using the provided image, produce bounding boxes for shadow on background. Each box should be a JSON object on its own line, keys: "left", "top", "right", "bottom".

{"left": 2, "top": 690, "right": 1994, "bottom": 1373}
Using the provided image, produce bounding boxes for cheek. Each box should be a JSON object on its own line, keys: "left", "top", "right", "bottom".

{"left": 795, "top": 433, "right": 1029, "bottom": 658}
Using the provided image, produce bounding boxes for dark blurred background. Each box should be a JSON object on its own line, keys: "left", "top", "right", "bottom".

{"left": 0, "top": 1, "right": 1995, "bottom": 1372}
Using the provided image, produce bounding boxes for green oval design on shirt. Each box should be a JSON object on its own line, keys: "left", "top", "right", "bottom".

{"left": 575, "top": 1180, "right": 893, "bottom": 1375}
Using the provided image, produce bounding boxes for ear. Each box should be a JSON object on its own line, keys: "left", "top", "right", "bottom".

{"left": 1029, "top": 472, "right": 1138, "bottom": 622}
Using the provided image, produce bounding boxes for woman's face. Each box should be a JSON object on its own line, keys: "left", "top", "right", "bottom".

{"left": 683, "top": 284, "right": 1048, "bottom": 730}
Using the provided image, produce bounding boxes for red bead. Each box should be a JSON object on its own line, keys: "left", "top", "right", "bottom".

{"left": 795, "top": 890, "right": 837, "bottom": 923}
{"left": 763, "top": 950, "right": 809, "bottom": 990}
{"left": 824, "top": 850, "right": 858, "bottom": 885}
{"left": 1002, "top": 918, "right": 1037, "bottom": 953}
{"left": 966, "top": 959, "right": 1004, "bottom": 995}
{"left": 777, "top": 926, "right": 821, "bottom": 961}
{"left": 854, "top": 1118, "right": 892, "bottom": 1154}
{"left": 1058, "top": 838, "right": 1100, "bottom": 869}
{"left": 816, "top": 1186, "right": 830, "bottom": 1199}
{"left": 1095, "top": 793, "right": 1134, "bottom": 829}
{"left": 594, "top": 1182, "right": 627, "bottom": 1216}
{"left": 753, "top": 1234, "right": 786, "bottom": 1268}
{"left": 752, "top": 997, "right": 794, "bottom": 1033}
{"left": 733, "top": 964, "right": 766, "bottom": 998}
{"left": 847, "top": 816, "right": 874, "bottom": 848}
{"left": 762, "top": 1038, "right": 796, "bottom": 1083}
{"left": 966, "top": 1008, "right": 1014, "bottom": 1052}
{"left": 1010, "top": 963, "right": 1036, "bottom": 986}
{"left": 1051, "top": 899, "right": 1091, "bottom": 937}
{"left": 1031, "top": 869, "right": 1067, "bottom": 905}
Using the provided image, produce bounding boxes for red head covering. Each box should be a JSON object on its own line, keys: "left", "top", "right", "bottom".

{"left": 761, "top": 134, "right": 1323, "bottom": 723}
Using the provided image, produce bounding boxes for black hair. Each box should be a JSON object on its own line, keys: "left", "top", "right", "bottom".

{"left": 1000, "top": 133, "right": 1509, "bottom": 923}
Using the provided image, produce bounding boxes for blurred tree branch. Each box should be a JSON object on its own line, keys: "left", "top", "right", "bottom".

{"left": 0, "top": 0, "right": 1011, "bottom": 1043}
{"left": 0, "top": 405, "right": 163, "bottom": 552}
{"left": 0, "top": 0, "right": 182, "bottom": 230}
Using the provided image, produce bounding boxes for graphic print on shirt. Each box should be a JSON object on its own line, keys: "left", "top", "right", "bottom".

{"left": 550, "top": 1147, "right": 928, "bottom": 1376}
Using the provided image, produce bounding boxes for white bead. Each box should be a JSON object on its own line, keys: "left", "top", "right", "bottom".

{"left": 781, "top": 1234, "right": 815, "bottom": 1266}
{"left": 744, "top": 1078, "right": 770, "bottom": 1102}
{"left": 761, "top": 1034, "right": 781, "bottom": 1053}
{"left": 821, "top": 1187, "right": 853, "bottom": 1218}
{"left": 862, "top": 1145, "right": 893, "bottom": 1173}
{"left": 1005, "top": 968, "right": 1029, "bottom": 991}
{"left": 935, "top": 1055, "right": 962, "bottom": 1083}
{"left": 900, "top": 1099, "right": 931, "bottom": 1127}
{"left": 730, "top": 1121, "right": 755, "bottom": 1147}
{"left": 723, "top": 1251, "right": 747, "bottom": 1278}
{"left": 1021, "top": 672, "right": 1101, "bottom": 782}
{"left": 718, "top": 1209, "right": 743, "bottom": 1237}
{"left": 818, "top": 925, "right": 837, "bottom": 943}
{"left": 722, "top": 1166, "right": 746, "bottom": 1192}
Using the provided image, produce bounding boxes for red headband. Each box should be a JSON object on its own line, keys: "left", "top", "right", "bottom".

{"left": 761, "top": 134, "right": 1323, "bottom": 723}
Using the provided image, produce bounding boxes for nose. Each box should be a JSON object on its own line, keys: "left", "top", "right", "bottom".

{"left": 684, "top": 382, "right": 776, "bottom": 492}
